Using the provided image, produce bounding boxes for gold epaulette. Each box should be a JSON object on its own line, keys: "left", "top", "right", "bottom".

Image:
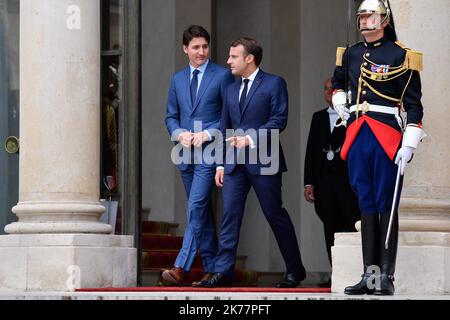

{"left": 396, "top": 41, "right": 423, "bottom": 71}
{"left": 406, "top": 50, "right": 423, "bottom": 71}
{"left": 336, "top": 47, "right": 345, "bottom": 67}
{"left": 395, "top": 41, "right": 408, "bottom": 49}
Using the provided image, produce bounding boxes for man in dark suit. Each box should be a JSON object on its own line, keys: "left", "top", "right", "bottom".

{"left": 198, "top": 37, "right": 306, "bottom": 288}
{"left": 304, "top": 78, "right": 360, "bottom": 279}
{"left": 164, "top": 25, "right": 234, "bottom": 286}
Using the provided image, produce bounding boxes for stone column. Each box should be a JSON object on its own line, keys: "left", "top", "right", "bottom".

{"left": 5, "top": 0, "right": 109, "bottom": 235}
{"left": 332, "top": 0, "right": 450, "bottom": 295}
{"left": 0, "top": 0, "right": 136, "bottom": 291}
{"left": 391, "top": 0, "right": 450, "bottom": 232}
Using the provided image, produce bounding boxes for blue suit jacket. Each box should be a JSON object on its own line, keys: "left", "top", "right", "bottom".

{"left": 220, "top": 70, "right": 288, "bottom": 175}
{"left": 165, "top": 61, "right": 234, "bottom": 171}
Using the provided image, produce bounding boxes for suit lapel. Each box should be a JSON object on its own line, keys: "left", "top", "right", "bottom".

{"left": 326, "top": 108, "right": 345, "bottom": 147}
{"left": 230, "top": 80, "right": 241, "bottom": 119}
{"left": 183, "top": 67, "right": 193, "bottom": 110}
{"left": 191, "top": 63, "right": 214, "bottom": 115}
{"left": 240, "top": 70, "right": 264, "bottom": 120}
{"left": 322, "top": 110, "right": 332, "bottom": 137}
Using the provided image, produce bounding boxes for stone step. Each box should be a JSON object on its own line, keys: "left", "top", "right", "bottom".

{"left": 141, "top": 233, "right": 183, "bottom": 251}
{"left": 142, "top": 221, "right": 179, "bottom": 236}
{"left": 141, "top": 250, "right": 203, "bottom": 269}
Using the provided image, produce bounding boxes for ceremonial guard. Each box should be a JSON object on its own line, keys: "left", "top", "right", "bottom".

{"left": 332, "top": 0, "right": 425, "bottom": 295}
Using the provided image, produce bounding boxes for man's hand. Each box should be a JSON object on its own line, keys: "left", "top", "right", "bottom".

{"left": 215, "top": 169, "right": 224, "bottom": 187}
{"left": 193, "top": 131, "right": 209, "bottom": 148}
{"left": 394, "top": 146, "right": 414, "bottom": 175}
{"left": 177, "top": 132, "right": 193, "bottom": 148}
{"left": 227, "top": 136, "right": 250, "bottom": 149}
{"left": 304, "top": 186, "right": 315, "bottom": 203}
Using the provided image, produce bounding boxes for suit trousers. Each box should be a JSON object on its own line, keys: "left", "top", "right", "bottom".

{"left": 314, "top": 172, "right": 360, "bottom": 264}
{"left": 214, "top": 165, "right": 305, "bottom": 276}
{"left": 175, "top": 164, "right": 218, "bottom": 272}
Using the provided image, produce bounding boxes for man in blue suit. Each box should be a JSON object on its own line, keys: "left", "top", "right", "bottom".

{"left": 199, "top": 37, "right": 306, "bottom": 288}
{"left": 163, "top": 25, "right": 234, "bottom": 286}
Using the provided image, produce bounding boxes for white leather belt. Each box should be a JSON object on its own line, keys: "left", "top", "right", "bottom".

{"left": 349, "top": 102, "right": 399, "bottom": 116}
{"left": 349, "top": 102, "right": 403, "bottom": 129}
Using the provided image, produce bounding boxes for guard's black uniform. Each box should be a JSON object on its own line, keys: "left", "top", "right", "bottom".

{"left": 333, "top": 35, "right": 423, "bottom": 162}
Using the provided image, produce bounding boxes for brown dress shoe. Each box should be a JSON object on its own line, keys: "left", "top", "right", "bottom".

{"left": 162, "top": 267, "right": 184, "bottom": 285}
{"left": 192, "top": 272, "right": 214, "bottom": 287}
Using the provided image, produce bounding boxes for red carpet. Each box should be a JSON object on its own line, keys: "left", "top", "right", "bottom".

{"left": 77, "top": 287, "right": 331, "bottom": 293}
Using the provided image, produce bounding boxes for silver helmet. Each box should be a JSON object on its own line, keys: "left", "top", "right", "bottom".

{"left": 356, "top": 0, "right": 391, "bottom": 31}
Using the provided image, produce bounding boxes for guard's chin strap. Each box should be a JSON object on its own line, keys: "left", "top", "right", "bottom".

{"left": 357, "top": 12, "right": 390, "bottom": 32}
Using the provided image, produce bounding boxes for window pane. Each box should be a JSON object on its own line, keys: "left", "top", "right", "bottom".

{"left": 102, "top": 0, "right": 123, "bottom": 51}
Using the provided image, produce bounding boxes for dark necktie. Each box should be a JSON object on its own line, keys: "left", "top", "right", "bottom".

{"left": 239, "top": 79, "right": 250, "bottom": 114}
{"left": 190, "top": 69, "right": 200, "bottom": 106}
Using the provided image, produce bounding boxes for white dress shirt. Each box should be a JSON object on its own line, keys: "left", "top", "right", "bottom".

{"left": 216, "top": 68, "right": 260, "bottom": 171}
{"left": 189, "top": 60, "right": 212, "bottom": 140}
{"left": 239, "top": 68, "right": 260, "bottom": 101}
{"left": 238, "top": 68, "right": 260, "bottom": 149}
{"left": 304, "top": 105, "right": 339, "bottom": 188}
{"left": 189, "top": 59, "right": 209, "bottom": 92}
{"left": 327, "top": 106, "right": 338, "bottom": 134}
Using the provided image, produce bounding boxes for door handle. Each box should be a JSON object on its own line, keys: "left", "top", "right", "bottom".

{"left": 5, "top": 136, "right": 19, "bottom": 154}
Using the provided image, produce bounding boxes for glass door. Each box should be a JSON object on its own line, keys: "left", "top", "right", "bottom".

{"left": 0, "top": 0, "right": 19, "bottom": 234}
{"left": 101, "top": 0, "right": 142, "bottom": 283}
{"left": 101, "top": 0, "right": 124, "bottom": 235}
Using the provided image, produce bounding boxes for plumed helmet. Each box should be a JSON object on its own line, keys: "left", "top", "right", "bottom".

{"left": 357, "top": 0, "right": 389, "bottom": 17}
{"left": 356, "top": 0, "right": 397, "bottom": 41}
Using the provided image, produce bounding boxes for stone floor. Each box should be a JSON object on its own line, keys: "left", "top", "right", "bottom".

{"left": 0, "top": 291, "right": 448, "bottom": 300}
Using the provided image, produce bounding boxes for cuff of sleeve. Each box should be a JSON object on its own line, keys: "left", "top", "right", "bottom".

{"left": 246, "top": 135, "right": 257, "bottom": 149}
{"left": 172, "top": 128, "right": 188, "bottom": 142}
{"left": 204, "top": 130, "right": 213, "bottom": 141}
{"left": 332, "top": 90, "right": 347, "bottom": 107}
{"left": 216, "top": 166, "right": 225, "bottom": 171}
{"left": 304, "top": 184, "right": 314, "bottom": 188}
{"left": 403, "top": 125, "right": 427, "bottom": 149}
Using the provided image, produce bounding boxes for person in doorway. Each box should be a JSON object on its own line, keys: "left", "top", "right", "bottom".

{"left": 164, "top": 25, "right": 234, "bottom": 286}
{"left": 304, "top": 77, "right": 361, "bottom": 287}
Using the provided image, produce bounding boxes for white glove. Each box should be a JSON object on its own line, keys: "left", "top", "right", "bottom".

{"left": 332, "top": 91, "right": 350, "bottom": 122}
{"left": 395, "top": 125, "right": 426, "bottom": 175}
{"left": 394, "top": 146, "right": 414, "bottom": 175}
{"left": 335, "top": 104, "right": 350, "bottom": 121}
{"left": 403, "top": 126, "right": 426, "bottom": 149}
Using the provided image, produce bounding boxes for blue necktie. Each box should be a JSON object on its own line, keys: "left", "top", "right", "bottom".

{"left": 190, "top": 69, "right": 200, "bottom": 106}
{"left": 239, "top": 79, "right": 250, "bottom": 114}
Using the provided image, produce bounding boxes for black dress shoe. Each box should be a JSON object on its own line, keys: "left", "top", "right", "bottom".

{"left": 198, "top": 272, "right": 233, "bottom": 288}
{"left": 344, "top": 273, "right": 375, "bottom": 295}
{"left": 276, "top": 272, "right": 305, "bottom": 288}
{"left": 192, "top": 272, "right": 214, "bottom": 287}
{"left": 373, "top": 274, "right": 395, "bottom": 295}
